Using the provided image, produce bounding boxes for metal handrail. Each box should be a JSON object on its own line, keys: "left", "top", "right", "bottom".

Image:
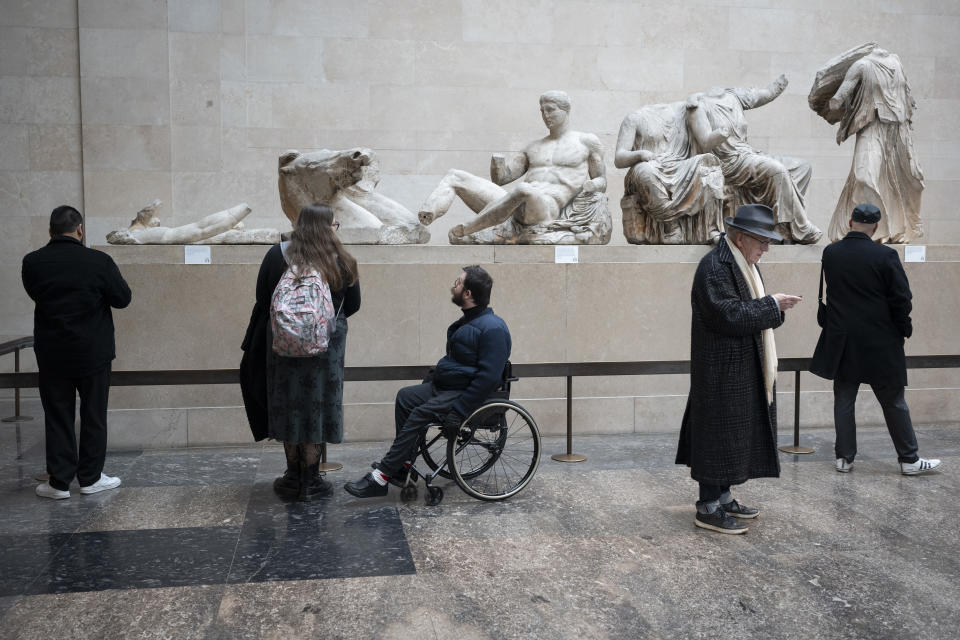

{"left": 3, "top": 354, "right": 958, "bottom": 462}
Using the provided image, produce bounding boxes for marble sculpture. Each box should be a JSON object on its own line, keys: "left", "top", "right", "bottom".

{"left": 615, "top": 100, "right": 726, "bottom": 244}
{"left": 278, "top": 148, "right": 429, "bottom": 244}
{"left": 418, "top": 91, "right": 612, "bottom": 245}
{"left": 106, "top": 201, "right": 279, "bottom": 244}
{"left": 688, "top": 76, "right": 823, "bottom": 244}
{"left": 809, "top": 43, "right": 925, "bottom": 243}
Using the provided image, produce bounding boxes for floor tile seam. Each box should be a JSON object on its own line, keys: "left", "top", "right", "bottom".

{"left": 15, "top": 528, "right": 79, "bottom": 600}
{"left": 222, "top": 474, "right": 259, "bottom": 589}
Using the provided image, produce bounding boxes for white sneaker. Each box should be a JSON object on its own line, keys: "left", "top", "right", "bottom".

{"left": 835, "top": 458, "right": 853, "bottom": 473}
{"left": 36, "top": 482, "right": 70, "bottom": 500}
{"left": 900, "top": 458, "right": 942, "bottom": 476}
{"left": 79, "top": 473, "right": 122, "bottom": 494}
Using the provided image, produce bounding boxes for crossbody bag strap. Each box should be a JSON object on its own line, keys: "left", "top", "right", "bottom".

{"left": 818, "top": 262, "right": 824, "bottom": 305}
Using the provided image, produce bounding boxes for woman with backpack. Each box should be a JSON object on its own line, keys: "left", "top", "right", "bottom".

{"left": 240, "top": 203, "right": 361, "bottom": 500}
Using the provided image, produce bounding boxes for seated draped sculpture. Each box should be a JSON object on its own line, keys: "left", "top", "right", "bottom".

{"left": 688, "top": 76, "right": 823, "bottom": 244}
{"left": 106, "top": 201, "right": 279, "bottom": 244}
{"left": 809, "top": 43, "right": 925, "bottom": 243}
{"left": 615, "top": 100, "right": 725, "bottom": 244}
{"left": 418, "top": 91, "right": 612, "bottom": 245}
{"left": 278, "top": 148, "right": 430, "bottom": 244}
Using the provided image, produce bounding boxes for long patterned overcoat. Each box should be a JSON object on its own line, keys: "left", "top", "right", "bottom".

{"left": 675, "top": 238, "right": 784, "bottom": 486}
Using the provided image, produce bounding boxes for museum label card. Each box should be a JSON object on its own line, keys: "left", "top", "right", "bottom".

{"left": 184, "top": 245, "right": 211, "bottom": 265}
{"left": 555, "top": 246, "right": 579, "bottom": 264}
{"left": 904, "top": 245, "right": 925, "bottom": 263}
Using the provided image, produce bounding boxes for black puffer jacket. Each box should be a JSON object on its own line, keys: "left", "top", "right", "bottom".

{"left": 433, "top": 306, "right": 511, "bottom": 418}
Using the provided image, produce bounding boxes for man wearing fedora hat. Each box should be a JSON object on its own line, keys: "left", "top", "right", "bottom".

{"left": 677, "top": 203, "right": 802, "bottom": 534}
{"left": 811, "top": 203, "right": 941, "bottom": 476}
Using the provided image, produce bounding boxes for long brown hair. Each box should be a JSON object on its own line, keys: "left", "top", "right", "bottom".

{"left": 286, "top": 203, "right": 358, "bottom": 291}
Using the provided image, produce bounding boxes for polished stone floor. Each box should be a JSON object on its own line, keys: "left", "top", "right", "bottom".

{"left": 0, "top": 419, "right": 957, "bottom": 639}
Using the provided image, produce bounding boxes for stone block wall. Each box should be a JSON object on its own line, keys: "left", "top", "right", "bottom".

{"left": 89, "top": 244, "right": 960, "bottom": 447}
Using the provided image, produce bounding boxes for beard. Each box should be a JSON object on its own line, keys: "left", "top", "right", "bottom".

{"left": 450, "top": 288, "right": 464, "bottom": 307}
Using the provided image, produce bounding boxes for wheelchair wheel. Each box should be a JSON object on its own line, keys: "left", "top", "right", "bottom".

{"left": 447, "top": 400, "right": 541, "bottom": 501}
{"left": 419, "top": 425, "right": 452, "bottom": 479}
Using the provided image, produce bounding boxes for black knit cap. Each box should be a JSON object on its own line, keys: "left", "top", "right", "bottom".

{"left": 851, "top": 203, "right": 881, "bottom": 223}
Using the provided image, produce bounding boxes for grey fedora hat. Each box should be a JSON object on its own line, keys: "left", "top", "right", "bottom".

{"left": 724, "top": 204, "right": 783, "bottom": 242}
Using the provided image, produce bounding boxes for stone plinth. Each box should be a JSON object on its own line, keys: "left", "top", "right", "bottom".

{"left": 93, "top": 244, "right": 960, "bottom": 448}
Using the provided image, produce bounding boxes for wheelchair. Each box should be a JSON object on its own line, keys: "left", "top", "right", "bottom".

{"left": 388, "top": 362, "right": 541, "bottom": 506}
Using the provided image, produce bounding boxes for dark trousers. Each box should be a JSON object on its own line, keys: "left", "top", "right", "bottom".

{"left": 697, "top": 483, "right": 731, "bottom": 512}
{"left": 38, "top": 366, "right": 111, "bottom": 491}
{"left": 379, "top": 382, "right": 460, "bottom": 476}
{"left": 833, "top": 379, "right": 918, "bottom": 464}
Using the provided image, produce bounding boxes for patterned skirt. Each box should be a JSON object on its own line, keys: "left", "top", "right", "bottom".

{"left": 266, "top": 315, "right": 347, "bottom": 444}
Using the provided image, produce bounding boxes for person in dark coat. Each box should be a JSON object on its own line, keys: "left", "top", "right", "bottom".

{"left": 240, "top": 203, "right": 361, "bottom": 500}
{"left": 676, "top": 204, "right": 802, "bottom": 534}
{"left": 344, "top": 265, "right": 511, "bottom": 498}
{"left": 21, "top": 205, "right": 132, "bottom": 499}
{"left": 811, "top": 203, "right": 941, "bottom": 476}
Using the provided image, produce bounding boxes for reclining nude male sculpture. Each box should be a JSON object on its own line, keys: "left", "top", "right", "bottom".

{"left": 688, "top": 75, "right": 823, "bottom": 244}
{"left": 615, "top": 100, "right": 727, "bottom": 244}
{"left": 278, "top": 147, "right": 429, "bottom": 244}
{"left": 809, "top": 43, "right": 924, "bottom": 243}
{"left": 106, "top": 201, "right": 279, "bottom": 244}
{"left": 418, "top": 91, "right": 612, "bottom": 245}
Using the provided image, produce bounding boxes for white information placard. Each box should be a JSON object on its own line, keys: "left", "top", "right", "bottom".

{"left": 554, "top": 245, "right": 579, "bottom": 264}
{"left": 904, "top": 245, "right": 926, "bottom": 263}
{"left": 184, "top": 245, "right": 211, "bottom": 265}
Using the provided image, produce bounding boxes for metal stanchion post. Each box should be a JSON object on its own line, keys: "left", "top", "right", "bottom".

{"left": 778, "top": 370, "right": 814, "bottom": 454}
{"left": 317, "top": 442, "right": 342, "bottom": 472}
{"left": 2, "top": 348, "right": 33, "bottom": 423}
{"left": 552, "top": 375, "right": 586, "bottom": 463}
{"left": 3, "top": 347, "right": 34, "bottom": 460}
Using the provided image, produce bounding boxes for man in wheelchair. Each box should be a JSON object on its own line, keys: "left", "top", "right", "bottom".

{"left": 345, "top": 265, "right": 512, "bottom": 498}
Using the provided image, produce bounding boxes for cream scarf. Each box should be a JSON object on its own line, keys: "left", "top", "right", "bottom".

{"left": 725, "top": 236, "right": 777, "bottom": 405}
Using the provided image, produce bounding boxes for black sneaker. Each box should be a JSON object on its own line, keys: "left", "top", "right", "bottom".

{"left": 695, "top": 508, "right": 748, "bottom": 534}
{"left": 720, "top": 499, "right": 759, "bottom": 519}
{"left": 344, "top": 474, "right": 388, "bottom": 498}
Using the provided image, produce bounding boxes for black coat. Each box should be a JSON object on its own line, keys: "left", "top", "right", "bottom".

{"left": 676, "top": 239, "right": 784, "bottom": 486}
{"left": 810, "top": 231, "right": 912, "bottom": 386}
{"left": 21, "top": 236, "right": 132, "bottom": 377}
{"left": 240, "top": 244, "right": 360, "bottom": 441}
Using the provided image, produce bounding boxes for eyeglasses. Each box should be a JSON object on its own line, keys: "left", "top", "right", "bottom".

{"left": 332, "top": 222, "right": 340, "bottom": 230}
{"left": 744, "top": 234, "right": 771, "bottom": 246}
{"left": 453, "top": 277, "right": 464, "bottom": 288}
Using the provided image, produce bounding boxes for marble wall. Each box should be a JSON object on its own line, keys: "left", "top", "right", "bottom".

{"left": 3, "top": 1, "right": 960, "bottom": 441}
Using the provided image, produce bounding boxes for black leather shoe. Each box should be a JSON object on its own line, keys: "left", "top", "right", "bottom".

{"left": 344, "top": 474, "right": 388, "bottom": 498}
{"left": 695, "top": 508, "right": 748, "bottom": 534}
{"left": 720, "top": 499, "right": 759, "bottom": 519}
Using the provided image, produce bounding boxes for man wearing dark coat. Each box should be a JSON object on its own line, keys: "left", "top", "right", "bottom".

{"left": 22, "top": 205, "right": 132, "bottom": 499}
{"left": 811, "top": 203, "right": 941, "bottom": 475}
{"left": 345, "top": 265, "right": 511, "bottom": 498}
{"left": 676, "top": 204, "right": 802, "bottom": 534}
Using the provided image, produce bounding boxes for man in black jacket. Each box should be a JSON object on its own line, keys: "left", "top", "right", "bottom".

{"left": 811, "top": 203, "right": 940, "bottom": 476}
{"left": 345, "top": 265, "right": 511, "bottom": 498}
{"left": 22, "top": 206, "right": 132, "bottom": 499}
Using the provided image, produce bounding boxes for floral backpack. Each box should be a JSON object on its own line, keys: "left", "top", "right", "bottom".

{"left": 270, "top": 242, "right": 337, "bottom": 357}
